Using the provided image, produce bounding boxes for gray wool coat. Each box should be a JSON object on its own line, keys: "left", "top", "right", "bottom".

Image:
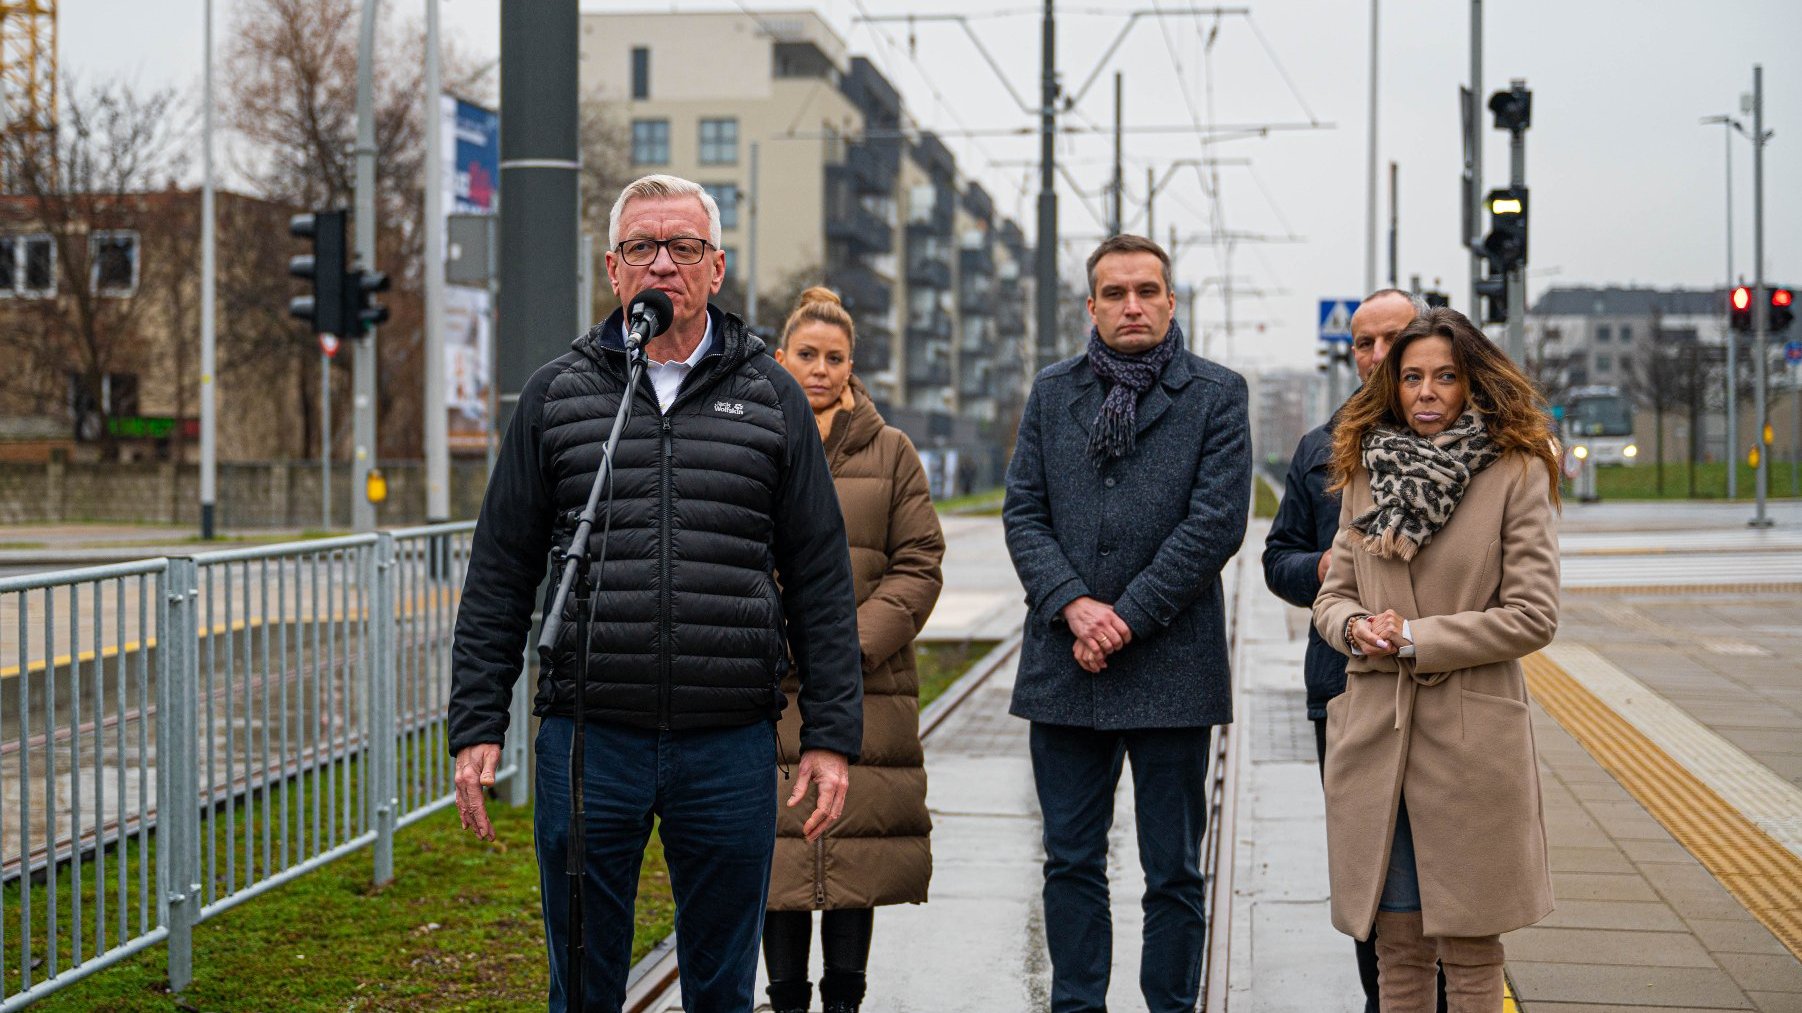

{"left": 1003, "top": 347, "right": 1251, "bottom": 730}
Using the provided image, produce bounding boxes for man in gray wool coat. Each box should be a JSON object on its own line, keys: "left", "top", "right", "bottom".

{"left": 1003, "top": 234, "right": 1251, "bottom": 1013}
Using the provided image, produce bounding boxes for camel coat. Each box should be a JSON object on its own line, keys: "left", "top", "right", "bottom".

{"left": 1312, "top": 451, "right": 1559, "bottom": 940}
{"left": 769, "top": 379, "right": 945, "bottom": 910}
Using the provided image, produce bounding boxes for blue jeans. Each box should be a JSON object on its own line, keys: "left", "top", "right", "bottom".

{"left": 1379, "top": 797, "right": 1423, "bottom": 913}
{"left": 1029, "top": 722, "right": 1213, "bottom": 1013}
{"left": 534, "top": 717, "right": 777, "bottom": 1013}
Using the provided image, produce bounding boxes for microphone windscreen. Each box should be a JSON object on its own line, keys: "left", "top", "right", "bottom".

{"left": 629, "top": 289, "right": 675, "bottom": 337}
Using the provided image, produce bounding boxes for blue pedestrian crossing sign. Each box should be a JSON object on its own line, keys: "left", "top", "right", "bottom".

{"left": 1786, "top": 340, "right": 1802, "bottom": 364}
{"left": 1319, "top": 298, "right": 1359, "bottom": 344}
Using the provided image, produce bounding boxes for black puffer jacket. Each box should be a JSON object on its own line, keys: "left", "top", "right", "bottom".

{"left": 447, "top": 306, "right": 863, "bottom": 760}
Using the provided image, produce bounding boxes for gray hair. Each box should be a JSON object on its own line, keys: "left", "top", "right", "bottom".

{"left": 1360, "top": 287, "right": 1430, "bottom": 318}
{"left": 608, "top": 174, "right": 723, "bottom": 249}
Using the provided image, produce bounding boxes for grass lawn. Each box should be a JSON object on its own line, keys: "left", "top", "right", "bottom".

{"left": 935, "top": 487, "right": 1004, "bottom": 516}
{"left": 30, "top": 800, "right": 672, "bottom": 1012}
{"left": 915, "top": 639, "right": 1002, "bottom": 709}
{"left": 1591, "top": 459, "right": 1802, "bottom": 500}
{"left": 28, "top": 641, "right": 997, "bottom": 1011}
{"left": 1253, "top": 474, "right": 1281, "bottom": 519}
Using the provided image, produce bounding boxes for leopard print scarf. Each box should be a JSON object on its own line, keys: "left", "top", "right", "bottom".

{"left": 1351, "top": 409, "right": 1503, "bottom": 561}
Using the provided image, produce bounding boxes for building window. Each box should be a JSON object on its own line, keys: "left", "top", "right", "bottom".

{"left": 631, "top": 119, "right": 670, "bottom": 166}
{"left": 708, "top": 184, "right": 741, "bottom": 229}
{"left": 698, "top": 118, "right": 738, "bottom": 165}
{"left": 0, "top": 234, "right": 56, "bottom": 297}
{"left": 1618, "top": 324, "right": 1632, "bottom": 344}
{"left": 1596, "top": 353, "right": 1613, "bottom": 372}
{"left": 91, "top": 230, "right": 139, "bottom": 295}
{"left": 722, "top": 246, "right": 737, "bottom": 281}
{"left": 631, "top": 47, "right": 650, "bottom": 100}
{"left": 1596, "top": 324, "right": 1612, "bottom": 344}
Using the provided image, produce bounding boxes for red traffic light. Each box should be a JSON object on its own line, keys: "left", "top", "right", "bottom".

{"left": 1732, "top": 286, "right": 1753, "bottom": 311}
{"left": 1775, "top": 288, "right": 1794, "bottom": 308}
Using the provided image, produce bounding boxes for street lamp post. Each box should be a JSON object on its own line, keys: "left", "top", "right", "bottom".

{"left": 1701, "top": 113, "right": 1746, "bottom": 498}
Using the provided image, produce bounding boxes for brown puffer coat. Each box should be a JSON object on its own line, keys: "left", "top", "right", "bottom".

{"left": 768, "top": 379, "right": 945, "bottom": 910}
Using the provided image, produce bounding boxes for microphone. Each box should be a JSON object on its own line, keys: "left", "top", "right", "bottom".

{"left": 625, "top": 289, "right": 675, "bottom": 350}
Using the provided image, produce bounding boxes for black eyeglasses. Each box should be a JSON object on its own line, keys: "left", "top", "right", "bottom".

{"left": 615, "top": 237, "right": 712, "bottom": 266}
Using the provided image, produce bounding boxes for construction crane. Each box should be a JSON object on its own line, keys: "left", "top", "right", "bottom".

{"left": 0, "top": 0, "right": 56, "bottom": 170}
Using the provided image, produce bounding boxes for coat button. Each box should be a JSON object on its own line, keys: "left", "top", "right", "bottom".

{"left": 1100, "top": 547, "right": 1111, "bottom": 556}
{"left": 1104, "top": 477, "right": 1117, "bottom": 488}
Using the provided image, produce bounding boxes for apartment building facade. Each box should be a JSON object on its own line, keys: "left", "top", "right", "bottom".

{"left": 579, "top": 10, "right": 1034, "bottom": 492}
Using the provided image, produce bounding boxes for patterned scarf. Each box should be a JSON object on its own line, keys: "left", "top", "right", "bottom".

{"left": 1351, "top": 408, "right": 1503, "bottom": 561}
{"left": 1085, "top": 322, "right": 1180, "bottom": 465}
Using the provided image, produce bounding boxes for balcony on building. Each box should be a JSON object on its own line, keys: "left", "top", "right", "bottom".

{"left": 905, "top": 342, "right": 952, "bottom": 390}
{"left": 826, "top": 262, "right": 892, "bottom": 319}
{"left": 912, "top": 132, "right": 957, "bottom": 184}
{"left": 825, "top": 170, "right": 895, "bottom": 255}
{"left": 907, "top": 255, "right": 952, "bottom": 292}
{"left": 845, "top": 141, "right": 899, "bottom": 196}
{"left": 961, "top": 182, "right": 994, "bottom": 225}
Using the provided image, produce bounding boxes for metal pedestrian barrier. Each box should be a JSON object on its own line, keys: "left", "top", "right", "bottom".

{"left": 0, "top": 522, "right": 527, "bottom": 1008}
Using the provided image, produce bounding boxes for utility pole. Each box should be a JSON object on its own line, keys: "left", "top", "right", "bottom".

{"left": 747, "top": 141, "right": 761, "bottom": 329}
{"left": 1110, "top": 71, "right": 1123, "bottom": 236}
{"left": 1036, "top": 0, "right": 1059, "bottom": 371}
{"left": 1750, "top": 64, "right": 1771, "bottom": 528}
{"left": 201, "top": 0, "right": 217, "bottom": 539}
{"left": 1505, "top": 78, "right": 1527, "bottom": 364}
{"left": 1146, "top": 166, "right": 1156, "bottom": 239}
{"left": 352, "top": 0, "right": 381, "bottom": 532}
{"left": 1703, "top": 113, "right": 1742, "bottom": 497}
{"left": 1363, "top": 0, "right": 1379, "bottom": 296}
{"left": 423, "top": 0, "right": 449, "bottom": 524}
{"left": 1387, "top": 160, "right": 1398, "bottom": 287}
{"left": 1467, "top": 0, "right": 1482, "bottom": 317}
{"left": 498, "top": 3, "right": 580, "bottom": 433}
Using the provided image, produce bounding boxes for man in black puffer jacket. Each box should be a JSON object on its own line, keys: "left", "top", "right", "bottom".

{"left": 447, "top": 174, "right": 862, "bottom": 1013}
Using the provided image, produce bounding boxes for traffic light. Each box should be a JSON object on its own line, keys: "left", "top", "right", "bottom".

{"left": 1474, "top": 270, "right": 1508, "bottom": 325}
{"left": 289, "top": 210, "right": 347, "bottom": 336}
{"left": 1730, "top": 286, "right": 1753, "bottom": 332}
{"left": 1483, "top": 187, "right": 1529, "bottom": 273}
{"left": 348, "top": 268, "right": 391, "bottom": 336}
{"left": 1730, "top": 286, "right": 1793, "bottom": 333}
{"left": 1488, "top": 82, "right": 1532, "bottom": 133}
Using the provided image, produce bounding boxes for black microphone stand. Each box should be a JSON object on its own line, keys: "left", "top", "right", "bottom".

{"left": 537, "top": 334, "right": 648, "bottom": 1009}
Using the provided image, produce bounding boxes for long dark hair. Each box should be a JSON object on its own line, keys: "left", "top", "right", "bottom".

{"left": 1329, "top": 307, "right": 1561, "bottom": 505}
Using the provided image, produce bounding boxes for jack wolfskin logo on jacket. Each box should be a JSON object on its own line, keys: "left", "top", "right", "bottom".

{"left": 713, "top": 400, "right": 746, "bottom": 416}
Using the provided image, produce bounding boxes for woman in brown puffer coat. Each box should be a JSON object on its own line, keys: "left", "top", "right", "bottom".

{"left": 762, "top": 287, "right": 945, "bottom": 1013}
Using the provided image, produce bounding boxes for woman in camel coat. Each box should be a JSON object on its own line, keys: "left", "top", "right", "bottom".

{"left": 1313, "top": 307, "right": 1561, "bottom": 1012}
{"left": 763, "top": 287, "right": 945, "bottom": 1013}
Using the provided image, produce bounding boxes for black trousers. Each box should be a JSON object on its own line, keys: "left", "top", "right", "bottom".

{"left": 1314, "top": 717, "right": 1447, "bottom": 1013}
{"left": 762, "top": 907, "right": 874, "bottom": 1009}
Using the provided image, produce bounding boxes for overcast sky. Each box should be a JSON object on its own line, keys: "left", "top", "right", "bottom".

{"left": 70, "top": 1, "right": 1802, "bottom": 370}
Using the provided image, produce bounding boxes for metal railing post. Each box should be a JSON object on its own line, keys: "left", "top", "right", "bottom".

{"left": 372, "top": 535, "right": 397, "bottom": 885}
{"left": 162, "top": 558, "right": 200, "bottom": 994}
{"left": 504, "top": 645, "right": 531, "bottom": 806}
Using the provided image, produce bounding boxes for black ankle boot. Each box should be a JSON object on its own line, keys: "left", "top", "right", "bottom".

{"left": 765, "top": 977, "right": 810, "bottom": 1013}
{"left": 819, "top": 969, "right": 866, "bottom": 1013}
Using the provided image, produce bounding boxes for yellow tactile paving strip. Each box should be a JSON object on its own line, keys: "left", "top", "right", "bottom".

{"left": 1524, "top": 651, "right": 1802, "bottom": 961}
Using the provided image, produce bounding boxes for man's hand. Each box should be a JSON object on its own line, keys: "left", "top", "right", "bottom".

{"left": 1062, "top": 596, "right": 1133, "bottom": 658}
{"left": 454, "top": 743, "right": 502, "bottom": 842}
{"left": 1074, "top": 639, "right": 1108, "bottom": 674}
{"left": 1316, "top": 551, "right": 1331, "bottom": 583}
{"left": 789, "top": 748, "right": 850, "bottom": 842}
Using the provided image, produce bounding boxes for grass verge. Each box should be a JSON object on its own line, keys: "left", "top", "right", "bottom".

{"left": 1253, "top": 474, "right": 1281, "bottom": 519}
{"left": 1591, "top": 460, "right": 1801, "bottom": 500}
{"left": 31, "top": 642, "right": 995, "bottom": 1011}
{"left": 934, "top": 487, "right": 1004, "bottom": 516}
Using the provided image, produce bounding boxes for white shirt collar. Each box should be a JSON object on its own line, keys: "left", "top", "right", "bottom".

{"left": 637, "top": 313, "right": 713, "bottom": 368}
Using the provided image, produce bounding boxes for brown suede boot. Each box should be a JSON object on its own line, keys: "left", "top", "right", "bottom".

{"left": 1373, "top": 911, "right": 1439, "bottom": 1012}
{"left": 1436, "top": 934, "right": 1505, "bottom": 1012}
